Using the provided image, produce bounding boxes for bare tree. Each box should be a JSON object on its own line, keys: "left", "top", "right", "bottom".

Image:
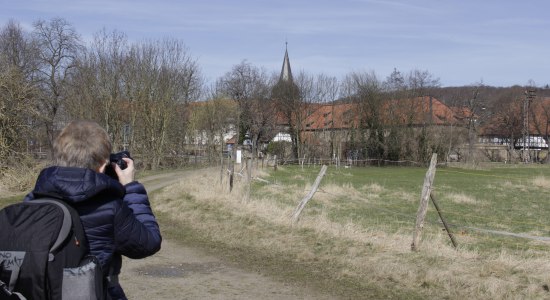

{"left": 125, "top": 38, "right": 202, "bottom": 169}
{"left": 463, "top": 83, "right": 485, "bottom": 163}
{"left": 383, "top": 68, "right": 407, "bottom": 161}
{"left": 487, "top": 90, "right": 524, "bottom": 162}
{"left": 405, "top": 69, "right": 440, "bottom": 98}
{"left": 532, "top": 97, "right": 550, "bottom": 139}
{"left": 384, "top": 68, "right": 406, "bottom": 99}
{"left": 0, "top": 20, "right": 39, "bottom": 78}
{"left": 33, "top": 18, "right": 83, "bottom": 155}
{"left": 404, "top": 69, "right": 441, "bottom": 162}
{"left": 0, "top": 20, "right": 39, "bottom": 165}
{"left": 0, "top": 64, "right": 38, "bottom": 164}
{"left": 341, "top": 71, "right": 385, "bottom": 161}
{"left": 314, "top": 74, "right": 340, "bottom": 158}
{"left": 219, "top": 61, "right": 272, "bottom": 157}
{"left": 292, "top": 71, "right": 316, "bottom": 159}
{"left": 67, "top": 29, "right": 129, "bottom": 143}
{"left": 67, "top": 33, "right": 202, "bottom": 169}
{"left": 188, "top": 95, "right": 237, "bottom": 163}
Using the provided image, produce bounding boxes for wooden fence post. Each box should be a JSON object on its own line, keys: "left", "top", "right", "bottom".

{"left": 411, "top": 153, "right": 437, "bottom": 251}
{"left": 247, "top": 157, "right": 252, "bottom": 200}
{"left": 292, "top": 165, "right": 328, "bottom": 223}
{"left": 220, "top": 153, "right": 224, "bottom": 185}
{"left": 229, "top": 159, "right": 235, "bottom": 192}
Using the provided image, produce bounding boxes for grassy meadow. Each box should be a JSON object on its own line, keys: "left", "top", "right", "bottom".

{"left": 153, "top": 163, "right": 550, "bottom": 299}
{"left": 3, "top": 163, "right": 550, "bottom": 298}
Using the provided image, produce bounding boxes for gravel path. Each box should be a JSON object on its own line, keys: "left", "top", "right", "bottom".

{"left": 120, "top": 170, "right": 334, "bottom": 300}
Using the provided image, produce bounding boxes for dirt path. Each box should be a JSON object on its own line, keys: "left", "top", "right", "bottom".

{"left": 120, "top": 170, "right": 333, "bottom": 300}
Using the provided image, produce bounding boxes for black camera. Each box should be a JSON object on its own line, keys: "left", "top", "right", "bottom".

{"left": 105, "top": 151, "right": 132, "bottom": 179}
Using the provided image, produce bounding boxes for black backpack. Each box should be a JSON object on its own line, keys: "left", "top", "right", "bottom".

{"left": 0, "top": 198, "right": 104, "bottom": 300}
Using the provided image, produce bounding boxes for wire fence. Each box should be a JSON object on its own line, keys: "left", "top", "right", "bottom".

{"left": 249, "top": 160, "right": 550, "bottom": 245}
{"left": 157, "top": 154, "right": 430, "bottom": 168}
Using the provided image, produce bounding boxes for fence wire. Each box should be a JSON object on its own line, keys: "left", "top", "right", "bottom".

{"left": 251, "top": 162, "right": 550, "bottom": 244}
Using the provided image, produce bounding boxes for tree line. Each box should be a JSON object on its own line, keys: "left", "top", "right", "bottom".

{"left": 0, "top": 18, "right": 202, "bottom": 170}
{"left": 1, "top": 18, "right": 547, "bottom": 171}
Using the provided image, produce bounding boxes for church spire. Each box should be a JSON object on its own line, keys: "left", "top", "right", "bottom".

{"left": 280, "top": 42, "right": 293, "bottom": 82}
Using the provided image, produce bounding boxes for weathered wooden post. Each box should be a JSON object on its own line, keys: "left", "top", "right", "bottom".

{"left": 220, "top": 152, "right": 224, "bottom": 185}
{"left": 274, "top": 155, "right": 278, "bottom": 171}
{"left": 229, "top": 159, "right": 235, "bottom": 192}
{"left": 247, "top": 157, "right": 252, "bottom": 200}
{"left": 292, "top": 165, "right": 328, "bottom": 223}
{"left": 411, "top": 153, "right": 437, "bottom": 251}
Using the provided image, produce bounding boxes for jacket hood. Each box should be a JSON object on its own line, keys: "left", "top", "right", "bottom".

{"left": 30, "top": 166, "right": 125, "bottom": 203}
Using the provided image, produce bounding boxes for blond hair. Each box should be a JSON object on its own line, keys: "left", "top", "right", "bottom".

{"left": 53, "top": 120, "right": 111, "bottom": 170}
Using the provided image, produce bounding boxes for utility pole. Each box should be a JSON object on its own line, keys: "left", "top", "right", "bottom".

{"left": 522, "top": 89, "right": 536, "bottom": 163}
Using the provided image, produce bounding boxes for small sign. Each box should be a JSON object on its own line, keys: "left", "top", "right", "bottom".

{"left": 236, "top": 150, "right": 242, "bottom": 164}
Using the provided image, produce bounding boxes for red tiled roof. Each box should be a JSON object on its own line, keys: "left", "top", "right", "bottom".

{"left": 302, "top": 96, "right": 464, "bottom": 131}
{"left": 303, "top": 103, "right": 357, "bottom": 130}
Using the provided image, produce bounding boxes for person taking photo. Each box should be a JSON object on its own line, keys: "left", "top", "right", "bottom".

{"left": 24, "top": 120, "right": 162, "bottom": 300}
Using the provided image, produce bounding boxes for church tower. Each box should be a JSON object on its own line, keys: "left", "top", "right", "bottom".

{"left": 280, "top": 43, "right": 293, "bottom": 82}
{"left": 272, "top": 43, "right": 300, "bottom": 159}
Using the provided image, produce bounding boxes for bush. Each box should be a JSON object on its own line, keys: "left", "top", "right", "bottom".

{"left": 266, "top": 141, "right": 291, "bottom": 159}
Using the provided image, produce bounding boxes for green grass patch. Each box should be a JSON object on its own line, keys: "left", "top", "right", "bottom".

{"left": 264, "top": 164, "right": 550, "bottom": 249}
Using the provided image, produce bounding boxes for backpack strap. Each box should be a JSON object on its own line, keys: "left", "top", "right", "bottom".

{"left": 31, "top": 199, "right": 73, "bottom": 260}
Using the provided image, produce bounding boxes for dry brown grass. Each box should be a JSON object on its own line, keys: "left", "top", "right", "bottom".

{"left": 446, "top": 192, "right": 478, "bottom": 204}
{"left": 153, "top": 167, "right": 550, "bottom": 299}
{"left": 315, "top": 183, "right": 367, "bottom": 205}
{"left": 0, "top": 160, "right": 48, "bottom": 195}
{"left": 533, "top": 176, "right": 550, "bottom": 188}
{"left": 391, "top": 190, "right": 417, "bottom": 202}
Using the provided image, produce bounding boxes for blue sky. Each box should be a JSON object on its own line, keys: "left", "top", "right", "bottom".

{"left": 2, "top": 0, "right": 549, "bottom": 87}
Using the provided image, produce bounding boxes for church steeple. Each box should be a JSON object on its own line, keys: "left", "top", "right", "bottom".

{"left": 279, "top": 42, "right": 293, "bottom": 82}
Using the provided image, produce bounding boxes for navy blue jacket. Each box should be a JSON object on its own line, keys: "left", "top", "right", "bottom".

{"left": 25, "top": 166, "right": 162, "bottom": 299}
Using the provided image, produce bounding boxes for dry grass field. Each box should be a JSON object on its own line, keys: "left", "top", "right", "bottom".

{"left": 153, "top": 164, "right": 550, "bottom": 299}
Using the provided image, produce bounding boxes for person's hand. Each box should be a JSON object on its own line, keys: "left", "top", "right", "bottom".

{"left": 114, "top": 157, "right": 135, "bottom": 186}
